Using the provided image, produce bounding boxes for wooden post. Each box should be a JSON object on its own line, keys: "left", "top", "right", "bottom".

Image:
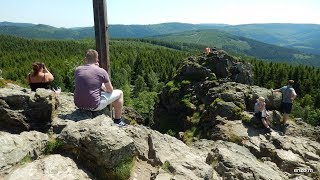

{"left": 93, "top": 0, "right": 113, "bottom": 116}
{"left": 92, "top": 0, "right": 110, "bottom": 74}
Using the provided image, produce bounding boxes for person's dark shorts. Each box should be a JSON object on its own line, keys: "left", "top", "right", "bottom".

{"left": 254, "top": 112, "right": 266, "bottom": 121}
{"left": 281, "top": 102, "right": 293, "bottom": 114}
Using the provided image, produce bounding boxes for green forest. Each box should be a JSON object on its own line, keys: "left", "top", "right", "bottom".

{"left": 0, "top": 35, "right": 189, "bottom": 122}
{"left": 247, "top": 57, "right": 320, "bottom": 126}
{"left": 0, "top": 34, "right": 319, "bottom": 126}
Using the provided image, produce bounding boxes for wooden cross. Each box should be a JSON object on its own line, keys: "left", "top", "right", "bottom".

{"left": 92, "top": 0, "right": 110, "bottom": 74}
{"left": 93, "top": 0, "right": 113, "bottom": 116}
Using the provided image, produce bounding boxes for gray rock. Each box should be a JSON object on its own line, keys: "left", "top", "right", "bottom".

{"left": 58, "top": 115, "right": 136, "bottom": 179}
{"left": 124, "top": 125, "right": 213, "bottom": 180}
{"left": 249, "top": 86, "right": 282, "bottom": 110}
{"left": 213, "top": 140, "right": 287, "bottom": 179}
{"left": 5, "top": 154, "right": 91, "bottom": 180}
{"left": 0, "top": 87, "right": 57, "bottom": 133}
{"left": 0, "top": 131, "right": 48, "bottom": 174}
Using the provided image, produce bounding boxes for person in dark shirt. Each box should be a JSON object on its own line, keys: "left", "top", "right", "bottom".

{"left": 27, "top": 62, "right": 54, "bottom": 91}
{"left": 272, "top": 80, "right": 297, "bottom": 127}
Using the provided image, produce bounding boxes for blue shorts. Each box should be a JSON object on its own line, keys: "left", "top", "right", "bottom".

{"left": 281, "top": 102, "right": 293, "bottom": 114}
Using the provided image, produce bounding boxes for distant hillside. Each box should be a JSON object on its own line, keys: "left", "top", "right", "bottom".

{"left": 0, "top": 21, "right": 35, "bottom": 27}
{"left": 215, "top": 23, "right": 320, "bottom": 55}
{"left": 0, "top": 24, "right": 95, "bottom": 39}
{"left": 147, "top": 29, "right": 320, "bottom": 66}
{"left": 1, "top": 21, "right": 319, "bottom": 66}
{"left": 0, "top": 22, "right": 224, "bottom": 39}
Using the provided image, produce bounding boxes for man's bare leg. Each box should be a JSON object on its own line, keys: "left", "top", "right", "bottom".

{"left": 113, "top": 91, "right": 123, "bottom": 119}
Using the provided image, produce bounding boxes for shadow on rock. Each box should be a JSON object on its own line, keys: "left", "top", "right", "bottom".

{"left": 58, "top": 109, "right": 109, "bottom": 122}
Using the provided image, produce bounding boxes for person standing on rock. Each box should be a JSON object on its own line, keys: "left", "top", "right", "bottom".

{"left": 74, "top": 49, "right": 126, "bottom": 126}
{"left": 272, "top": 80, "right": 297, "bottom": 127}
{"left": 254, "top": 96, "right": 272, "bottom": 133}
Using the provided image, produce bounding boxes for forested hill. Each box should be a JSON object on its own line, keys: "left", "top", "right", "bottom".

{"left": 0, "top": 22, "right": 225, "bottom": 39}
{"left": 149, "top": 29, "right": 320, "bottom": 67}
{"left": 1, "top": 22, "right": 320, "bottom": 56}
{"left": 213, "top": 23, "right": 320, "bottom": 55}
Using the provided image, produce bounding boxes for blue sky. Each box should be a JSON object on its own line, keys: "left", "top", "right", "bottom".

{"left": 0, "top": 0, "right": 319, "bottom": 28}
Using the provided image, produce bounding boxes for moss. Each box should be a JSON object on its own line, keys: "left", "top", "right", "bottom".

{"left": 130, "top": 120, "right": 137, "bottom": 125}
{"left": 241, "top": 115, "right": 251, "bottom": 124}
{"left": 162, "top": 161, "right": 175, "bottom": 174}
{"left": 182, "top": 127, "right": 196, "bottom": 146}
{"left": 228, "top": 132, "right": 242, "bottom": 144}
{"left": 210, "top": 98, "right": 222, "bottom": 108}
{"left": 232, "top": 106, "right": 243, "bottom": 118}
{"left": 238, "top": 103, "right": 246, "bottom": 111}
{"left": 45, "top": 137, "right": 64, "bottom": 155}
{"left": 19, "top": 155, "right": 32, "bottom": 165}
{"left": 181, "top": 98, "right": 194, "bottom": 108}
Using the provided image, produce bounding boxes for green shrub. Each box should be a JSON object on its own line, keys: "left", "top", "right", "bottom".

{"left": 166, "top": 81, "right": 175, "bottom": 88}
{"left": 0, "top": 78, "right": 6, "bottom": 88}
{"left": 106, "top": 157, "right": 135, "bottom": 180}
{"left": 181, "top": 80, "right": 191, "bottom": 86}
{"left": 181, "top": 98, "right": 194, "bottom": 108}
{"left": 166, "top": 129, "right": 177, "bottom": 137}
{"left": 191, "top": 112, "right": 200, "bottom": 124}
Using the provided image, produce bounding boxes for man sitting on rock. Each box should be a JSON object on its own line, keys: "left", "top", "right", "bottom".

{"left": 254, "top": 96, "right": 272, "bottom": 133}
{"left": 74, "top": 49, "right": 126, "bottom": 126}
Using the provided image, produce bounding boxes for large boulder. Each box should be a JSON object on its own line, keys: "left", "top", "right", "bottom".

{"left": 0, "top": 87, "right": 58, "bottom": 133}
{"left": 5, "top": 155, "right": 91, "bottom": 180}
{"left": 249, "top": 86, "right": 282, "bottom": 110}
{"left": 0, "top": 131, "right": 48, "bottom": 175}
{"left": 57, "top": 115, "right": 136, "bottom": 179}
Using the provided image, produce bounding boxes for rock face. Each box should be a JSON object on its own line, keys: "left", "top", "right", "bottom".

{"left": 58, "top": 116, "right": 136, "bottom": 179}
{"left": 0, "top": 131, "right": 48, "bottom": 175}
{"left": 124, "top": 125, "right": 213, "bottom": 180}
{"left": 153, "top": 61, "right": 281, "bottom": 137}
{"left": 0, "top": 86, "right": 58, "bottom": 133}
{"left": 5, "top": 155, "right": 91, "bottom": 180}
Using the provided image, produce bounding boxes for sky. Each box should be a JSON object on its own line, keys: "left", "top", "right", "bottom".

{"left": 0, "top": 0, "right": 319, "bottom": 28}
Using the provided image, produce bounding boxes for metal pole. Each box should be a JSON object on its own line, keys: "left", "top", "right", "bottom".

{"left": 93, "top": 0, "right": 110, "bottom": 74}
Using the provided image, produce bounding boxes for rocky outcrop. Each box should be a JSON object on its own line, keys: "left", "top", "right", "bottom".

{"left": 0, "top": 85, "right": 58, "bottom": 133}
{"left": 57, "top": 116, "right": 136, "bottom": 179}
{"left": 201, "top": 50, "right": 254, "bottom": 84}
{"left": 124, "top": 125, "right": 213, "bottom": 180}
{"left": 0, "top": 131, "right": 48, "bottom": 175}
{"left": 5, "top": 155, "right": 91, "bottom": 180}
